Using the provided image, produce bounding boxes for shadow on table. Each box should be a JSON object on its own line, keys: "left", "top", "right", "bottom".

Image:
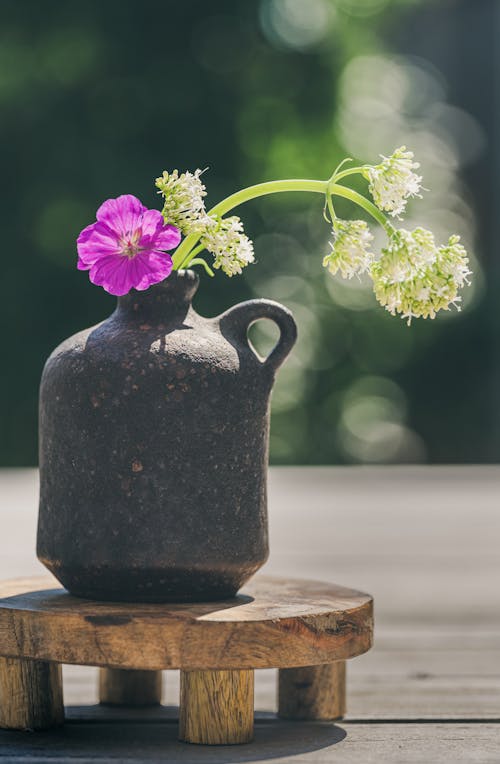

{"left": 0, "top": 586, "right": 255, "bottom": 615}
{"left": 0, "top": 707, "right": 347, "bottom": 762}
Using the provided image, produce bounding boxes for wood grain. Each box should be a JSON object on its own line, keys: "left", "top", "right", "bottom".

{"left": 0, "top": 657, "right": 64, "bottom": 730}
{"left": 0, "top": 576, "right": 373, "bottom": 671}
{"left": 179, "top": 669, "right": 254, "bottom": 744}
{"left": 278, "top": 662, "right": 346, "bottom": 720}
{"left": 99, "top": 669, "right": 162, "bottom": 706}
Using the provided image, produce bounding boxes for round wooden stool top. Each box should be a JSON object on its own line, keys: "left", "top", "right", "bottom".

{"left": 0, "top": 576, "right": 373, "bottom": 671}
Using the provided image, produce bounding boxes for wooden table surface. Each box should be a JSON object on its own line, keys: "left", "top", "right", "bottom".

{"left": 0, "top": 466, "right": 499, "bottom": 762}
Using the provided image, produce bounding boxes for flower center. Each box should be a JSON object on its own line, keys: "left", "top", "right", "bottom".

{"left": 120, "top": 230, "right": 141, "bottom": 259}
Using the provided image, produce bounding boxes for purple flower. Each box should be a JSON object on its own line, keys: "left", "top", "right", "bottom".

{"left": 77, "top": 195, "right": 181, "bottom": 296}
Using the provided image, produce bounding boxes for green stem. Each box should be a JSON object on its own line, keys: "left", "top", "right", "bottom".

{"left": 208, "top": 179, "right": 328, "bottom": 218}
{"left": 188, "top": 257, "right": 214, "bottom": 277}
{"left": 172, "top": 232, "right": 200, "bottom": 270}
{"left": 332, "top": 184, "right": 390, "bottom": 229}
{"left": 172, "top": 178, "right": 390, "bottom": 269}
{"left": 326, "top": 183, "right": 337, "bottom": 223}
{"left": 333, "top": 166, "right": 371, "bottom": 182}
{"left": 179, "top": 242, "right": 206, "bottom": 269}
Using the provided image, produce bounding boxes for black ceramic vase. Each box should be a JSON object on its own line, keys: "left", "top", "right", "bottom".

{"left": 37, "top": 271, "right": 297, "bottom": 602}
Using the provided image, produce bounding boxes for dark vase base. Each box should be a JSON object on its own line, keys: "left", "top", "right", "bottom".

{"left": 40, "top": 561, "right": 259, "bottom": 603}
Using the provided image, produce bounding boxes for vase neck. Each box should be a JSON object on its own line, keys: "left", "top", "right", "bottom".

{"left": 116, "top": 270, "right": 199, "bottom": 324}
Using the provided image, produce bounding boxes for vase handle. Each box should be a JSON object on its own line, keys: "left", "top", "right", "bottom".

{"left": 218, "top": 299, "right": 297, "bottom": 373}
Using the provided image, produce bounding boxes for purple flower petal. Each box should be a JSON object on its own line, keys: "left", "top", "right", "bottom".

{"left": 133, "top": 251, "right": 173, "bottom": 290}
{"left": 77, "top": 222, "right": 121, "bottom": 266}
{"left": 151, "top": 223, "right": 182, "bottom": 251}
{"left": 77, "top": 257, "right": 90, "bottom": 271}
{"left": 89, "top": 255, "right": 133, "bottom": 296}
{"left": 77, "top": 223, "right": 96, "bottom": 246}
{"left": 140, "top": 209, "right": 165, "bottom": 237}
{"left": 139, "top": 212, "right": 181, "bottom": 252}
{"left": 96, "top": 195, "right": 146, "bottom": 237}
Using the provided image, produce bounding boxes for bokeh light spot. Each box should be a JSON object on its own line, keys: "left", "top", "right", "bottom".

{"left": 260, "top": 0, "right": 333, "bottom": 51}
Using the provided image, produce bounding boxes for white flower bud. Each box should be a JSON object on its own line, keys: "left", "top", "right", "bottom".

{"left": 201, "top": 216, "right": 255, "bottom": 277}
{"left": 156, "top": 169, "right": 207, "bottom": 235}
{"left": 323, "top": 219, "right": 374, "bottom": 279}
{"left": 367, "top": 146, "right": 422, "bottom": 218}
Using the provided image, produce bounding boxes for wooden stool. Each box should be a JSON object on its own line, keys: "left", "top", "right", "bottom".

{"left": 0, "top": 576, "right": 373, "bottom": 744}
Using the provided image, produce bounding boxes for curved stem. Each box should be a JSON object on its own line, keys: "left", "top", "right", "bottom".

{"left": 172, "top": 178, "right": 390, "bottom": 269}
{"left": 326, "top": 182, "right": 337, "bottom": 223}
{"left": 179, "top": 242, "right": 206, "bottom": 270}
{"left": 189, "top": 257, "right": 214, "bottom": 277}
{"left": 329, "top": 156, "right": 353, "bottom": 181}
{"left": 208, "top": 179, "right": 328, "bottom": 218}
{"left": 331, "top": 184, "right": 390, "bottom": 230}
{"left": 334, "top": 166, "right": 371, "bottom": 182}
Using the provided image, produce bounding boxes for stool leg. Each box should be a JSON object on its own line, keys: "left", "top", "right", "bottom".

{"left": 0, "top": 657, "right": 64, "bottom": 730}
{"left": 179, "top": 669, "right": 254, "bottom": 745}
{"left": 278, "top": 661, "right": 346, "bottom": 720}
{"left": 99, "top": 669, "right": 162, "bottom": 706}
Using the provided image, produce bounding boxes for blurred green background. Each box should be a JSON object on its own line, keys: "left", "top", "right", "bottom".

{"left": 1, "top": 0, "right": 495, "bottom": 465}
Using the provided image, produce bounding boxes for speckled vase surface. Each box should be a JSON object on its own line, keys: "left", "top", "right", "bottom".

{"left": 37, "top": 270, "right": 297, "bottom": 602}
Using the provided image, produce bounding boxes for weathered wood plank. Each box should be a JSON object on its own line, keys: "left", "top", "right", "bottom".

{"left": 0, "top": 719, "right": 498, "bottom": 762}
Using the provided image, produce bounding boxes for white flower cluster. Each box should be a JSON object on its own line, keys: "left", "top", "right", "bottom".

{"left": 156, "top": 168, "right": 255, "bottom": 275}
{"left": 201, "top": 216, "right": 255, "bottom": 276}
{"left": 322, "top": 147, "right": 471, "bottom": 323}
{"left": 371, "top": 229, "right": 471, "bottom": 324}
{"left": 155, "top": 169, "right": 208, "bottom": 235}
{"left": 323, "top": 219, "right": 374, "bottom": 279}
{"left": 373, "top": 227, "right": 436, "bottom": 283}
{"left": 366, "top": 146, "right": 422, "bottom": 218}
